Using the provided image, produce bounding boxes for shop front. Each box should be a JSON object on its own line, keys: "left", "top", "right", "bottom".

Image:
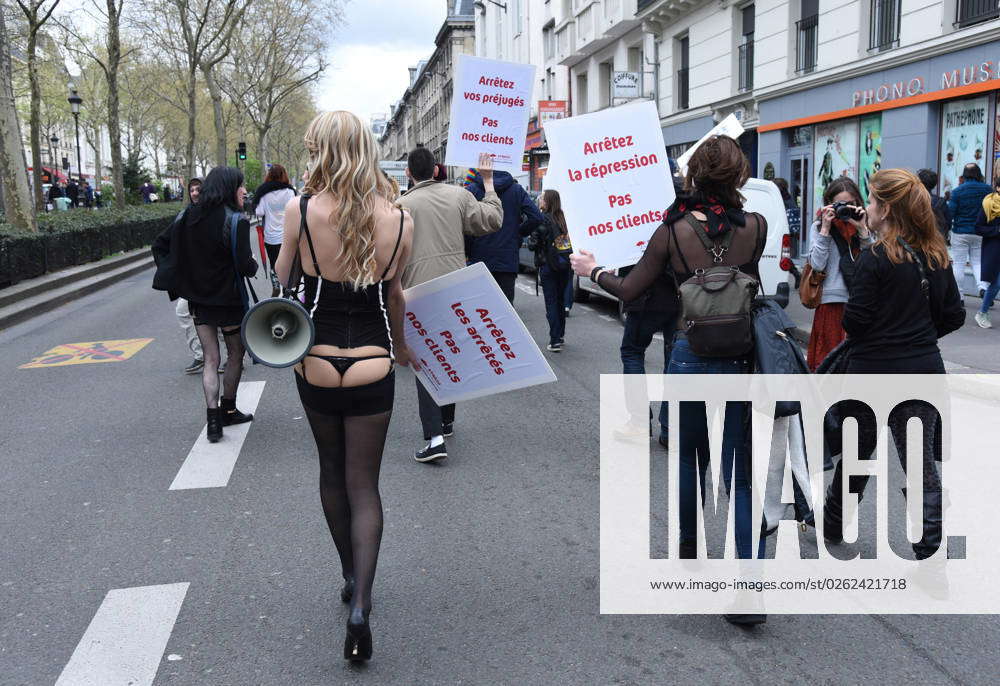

{"left": 758, "top": 39, "right": 1000, "bottom": 256}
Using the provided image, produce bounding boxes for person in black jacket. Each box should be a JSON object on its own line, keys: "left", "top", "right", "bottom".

{"left": 153, "top": 167, "right": 258, "bottom": 442}
{"left": 531, "top": 189, "right": 573, "bottom": 351}
{"left": 465, "top": 170, "right": 543, "bottom": 302}
{"left": 823, "top": 168, "right": 965, "bottom": 560}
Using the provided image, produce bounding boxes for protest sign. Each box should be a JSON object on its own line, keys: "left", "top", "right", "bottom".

{"left": 444, "top": 55, "right": 535, "bottom": 172}
{"left": 403, "top": 263, "right": 556, "bottom": 405}
{"left": 675, "top": 113, "right": 745, "bottom": 175}
{"left": 542, "top": 100, "right": 674, "bottom": 269}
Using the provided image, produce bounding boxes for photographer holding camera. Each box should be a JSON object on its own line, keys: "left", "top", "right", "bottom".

{"left": 806, "top": 177, "right": 874, "bottom": 370}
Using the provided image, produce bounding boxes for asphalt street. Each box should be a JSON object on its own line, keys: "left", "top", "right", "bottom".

{"left": 2, "top": 266, "right": 999, "bottom": 685}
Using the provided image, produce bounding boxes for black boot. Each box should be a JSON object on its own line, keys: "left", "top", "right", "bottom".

{"left": 679, "top": 540, "right": 698, "bottom": 559}
{"left": 220, "top": 397, "right": 253, "bottom": 426}
{"left": 206, "top": 408, "right": 223, "bottom": 443}
{"left": 911, "top": 488, "right": 944, "bottom": 560}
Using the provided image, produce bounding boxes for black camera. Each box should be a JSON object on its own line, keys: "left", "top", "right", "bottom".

{"left": 832, "top": 201, "right": 862, "bottom": 221}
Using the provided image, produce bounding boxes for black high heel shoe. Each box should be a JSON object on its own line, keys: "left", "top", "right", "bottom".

{"left": 344, "top": 607, "right": 372, "bottom": 662}
{"left": 340, "top": 576, "right": 355, "bottom": 604}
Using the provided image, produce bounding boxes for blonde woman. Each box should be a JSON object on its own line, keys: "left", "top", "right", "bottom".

{"left": 274, "top": 111, "right": 415, "bottom": 662}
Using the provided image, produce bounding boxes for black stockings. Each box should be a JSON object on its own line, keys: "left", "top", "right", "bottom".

{"left": 304, "top": 406, "right": 391, "bottom": 613}
{"left": 195, "top": 324, "right": 245, "bottom": 407}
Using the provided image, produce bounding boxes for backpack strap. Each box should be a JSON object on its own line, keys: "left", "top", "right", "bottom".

{"left": 298, "top": 194, "right": 322, "bottom": 279}
{"left": 682, "top": 212, "right": 736, "bottom": 263}
{"left": 669, "top": 222, "right": 693, "bottom": 276}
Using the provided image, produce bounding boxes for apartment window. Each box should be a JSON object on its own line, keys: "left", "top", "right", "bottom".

{"left": 796, "top": 0, "right": 818, "bottom": 73}
{"left": 638, "top": 0, "right": 658, "bottom": 10}
{"left": 677, "top": 35, "right": 689, "bottom": 110}
{"left": 869, "top": 0, "right": 900, "bottom": 51}
{"left": 599, "top": 61, "right": 612, "bottom": 108}
{"left": 955, "top": 0, "right": 1000, "bottom": 27}
{"left": 544, "top": 21, "right": 556, "bottom": 60}
{"left": 576, "top": 72, "right": 589, "bottom": 114}
{"left": 739, "top": 4, "right": 755, "bottom": 92}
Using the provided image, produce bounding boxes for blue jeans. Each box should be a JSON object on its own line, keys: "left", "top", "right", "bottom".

{"left": 563, "top": 276, "right": 574, "bottom": 312}
{"left": 981, "top": 278, "right": 1000, "bottom": 313}
{"left": 620, "top": 310, "right": 674, "bottom": 440}
{"left": 539, "top": 264, "right": 569, "bottom": 344}
{"left": 667, "top": 337, "right": 763, "bottom": 559}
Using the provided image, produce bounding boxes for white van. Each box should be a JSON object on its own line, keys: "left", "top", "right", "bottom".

{"left": 573, "top": 178, "right": 792, "bottom": 314}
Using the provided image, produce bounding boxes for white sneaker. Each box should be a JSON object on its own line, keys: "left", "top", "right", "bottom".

{"left": 975, "top": 311, "right": 992, "bottom": 329}
{"left": 613, "top": 421, "right": 651, "bottom": 442}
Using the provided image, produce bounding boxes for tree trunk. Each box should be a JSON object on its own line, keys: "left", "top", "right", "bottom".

{"left": 256, "top": 125, "right": 269, "bottom": 168}
{"left": 0, "top": 9, "right": 36, "bottom": 231}
{"left": 185, "top": 67, "right": 197, "bottom": 200}
{"left": 27, "top": 31, "right": 44, "bottom": 210}
{"left": 201, "top": 62, "right": 227, "bottom": 167}
{"left": 91, "top": 123, "right": 102, "bottom": 190}
{"left": 106, "top": 0, "right": 126, "bottom": 208}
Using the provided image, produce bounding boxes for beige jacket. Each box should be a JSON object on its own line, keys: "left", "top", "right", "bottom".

{"left": 397, "top": 180, "right": 502, "bottom": 289}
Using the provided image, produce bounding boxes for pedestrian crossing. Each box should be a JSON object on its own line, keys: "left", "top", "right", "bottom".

{"left": 55, "top": 583, "right": 189, "bottom": 686}
{"left": 169, "top": 381, "right": 266, "bottom": 490}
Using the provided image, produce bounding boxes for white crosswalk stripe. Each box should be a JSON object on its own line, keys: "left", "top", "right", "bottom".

{"left": 169, "top": 381, "right": 266, "bottom": 490}
{"left": 55, "top": 583, "right": 189, "bottom": 686}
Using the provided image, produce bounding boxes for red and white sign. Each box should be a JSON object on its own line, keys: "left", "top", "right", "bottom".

{"left": 403, "top": 263, "right": 556, "bottom": 405}
{"left": 543, "top": 100, "right": 675, "bottom": 268}
{"left": 444, "top": 55, "right": 535, "bottom": 172}
{"left": 539, "top": 100, "right": 568, "bottom": 126}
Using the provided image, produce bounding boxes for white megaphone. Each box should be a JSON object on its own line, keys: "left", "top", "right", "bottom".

{"left": 241, "top": 297, "right": 315, "bottom": 367}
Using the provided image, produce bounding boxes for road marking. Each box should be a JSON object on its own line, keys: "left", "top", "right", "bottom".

{"left": 169, "top": 381, "right": 266, "bottom": 490}
{"left": 20, "top": 338, "right": 154, "bottom": 368}
{"left": 55, "top": 583, "right": 189, "bottom": 686}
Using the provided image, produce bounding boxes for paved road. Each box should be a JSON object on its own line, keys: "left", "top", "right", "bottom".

{"left": 2, "top": 267, "right": 998, "bottom": 685}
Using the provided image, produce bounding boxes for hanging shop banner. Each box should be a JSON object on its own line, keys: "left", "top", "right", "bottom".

{"left": 542, "top": 100, "right": 674, "bottom": 269}
{"left": 813, "top": 119, "right": 859, "bottom": 213}
{"left": 539, "top": 100, "right": 568, "bottom": 127}
{"left": 858, "top": 114, "right": 883, "bottom": 203}
{"left": 444, "top": 54, "right": 536, "bottom": 172}
{"left": 403, "top": 262, "right": 556, "bottom": 405}
{"left": 612, "top": 72, "right": 641, "bottom": 100}
{"left": 939, "top": 96, "right": 989, "bottom": 196}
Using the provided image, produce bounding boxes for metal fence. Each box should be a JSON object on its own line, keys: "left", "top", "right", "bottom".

{"left": 869, "top": 0, "right": 901, "bottom": 51}
{"left": 796, "top": 14, "right": 818, "bottom": 73}
{"left": 738, "top": 40, "right": 754, "bottom": 91}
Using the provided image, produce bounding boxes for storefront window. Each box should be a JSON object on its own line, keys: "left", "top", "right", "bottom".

{"left": 939, "top": 95, "right": 989, "bottom": 196}
{"left": 813, "top": 119, "right": 859, "bottom": 212}
{"left": 859, "top": 114, "right": 883, "bottom": 202}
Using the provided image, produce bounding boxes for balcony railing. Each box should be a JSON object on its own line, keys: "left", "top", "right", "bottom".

{"left": 869, "top": 0, "right": 900, "bottom": 51}
{"left": 738, "top": 40, "right": 754, "bottom": 91}
{"left": 955, "top": 0, "right": 1000, "bottom": 27}
{"left": 796, "top": 14, "right": 818, "bottom": 73}
{"left": 677, "top": 67, "right": 689, "bottom": 110}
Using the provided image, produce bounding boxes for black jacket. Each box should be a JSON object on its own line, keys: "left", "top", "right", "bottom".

{"left": 152, "top": 204, "right": 257, "bottom": 305}
{"left": 530, "top": 212, "right": 571, "bottom": 272}
{"left": 842, "top": 242, "right": 964, "bottom": 360}
{"left": 465, "top": 171, "right": 543, "bottom": 272}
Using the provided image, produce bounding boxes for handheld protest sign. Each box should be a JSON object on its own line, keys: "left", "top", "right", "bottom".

{"left": 543, "top": 100, "right": 674, "bottom": 269}
{"left": 675, "top": 113, "right": 745, "bottom": 176}
{"left": 444, "top": 54, "right": 535, "bottom": 172}
{"left": 402, "top": 263, "right": 556, "bottom": 405}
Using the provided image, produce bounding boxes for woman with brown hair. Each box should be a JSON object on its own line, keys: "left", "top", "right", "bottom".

{"left": 572, "top": 136, "right": 768, "bottom": 625}
{"left": 822, "top": 169, "right": 965, "bottom": 558}
{"left": 532, "top": 189, "right": 573, "bottom": 351}
{"left": 274, "top": 111, "right": 415, "bottom": 661}
{"left": 805, "top": 177, "right": 873, "bottom": 370}
{"left": 254, "top": 164, "right": 297, "bottom": 296}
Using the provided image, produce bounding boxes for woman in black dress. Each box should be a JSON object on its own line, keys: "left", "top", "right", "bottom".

{"left": 171, "top": 167, "right": 258, "bottom": 441}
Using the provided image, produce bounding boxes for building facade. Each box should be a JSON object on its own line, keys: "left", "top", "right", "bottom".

{"left": 380, "top": 1, "right": 476, "bottom": 180}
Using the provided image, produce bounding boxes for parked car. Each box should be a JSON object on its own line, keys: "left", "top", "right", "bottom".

{"left": 572, "top": 178, "right": 793, "bottom": 316}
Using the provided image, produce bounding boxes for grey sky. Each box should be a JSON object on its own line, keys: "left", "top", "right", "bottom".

{"left": 316, "top": 0, "right": 448, "bottom": 123}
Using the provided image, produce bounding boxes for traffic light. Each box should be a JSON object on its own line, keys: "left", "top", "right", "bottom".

{"left": 237, "top": 142, "right": 247, "bottom": 161}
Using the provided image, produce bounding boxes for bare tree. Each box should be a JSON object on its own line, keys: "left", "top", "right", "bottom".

{"left": 221, "top": 0, "right": 341, "bottom": 165}
{"left": 0, "top": 6, "right": 36, "bottom": 231}
{"left": 143, "top": 0, "right": 250, "bottom": 192}
{"left": 13, "top": 0, "right": 63, "bottom": 209}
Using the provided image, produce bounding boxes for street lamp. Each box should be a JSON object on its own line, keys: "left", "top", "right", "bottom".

{"left": 67, "top": 83, "right": 83, "bottom": 188}
{"left": 49, "top": 134, "right": 59, "bottom": 172}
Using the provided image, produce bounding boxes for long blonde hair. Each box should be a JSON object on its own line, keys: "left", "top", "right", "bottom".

{"left": 303, "top": 111, "right": 395, "bottom": 289}
{"left": 870, "top": 168, "right": 950, "bottom": 270}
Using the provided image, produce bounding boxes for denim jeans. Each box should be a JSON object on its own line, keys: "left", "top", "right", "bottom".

{"left": 620, "top": 310, "right": 673, "bottom": 439}
{"left": 982, "top": 278, "right": 1000, "bottom": 313}
{"left": 667, "top": 337, "right": 763, "bottom": 559}
{"left": 539, "top": 265, "right": 570, "bottom": 344}
{"left": 563, "top": 275, "right": 574, "bottom": 312}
